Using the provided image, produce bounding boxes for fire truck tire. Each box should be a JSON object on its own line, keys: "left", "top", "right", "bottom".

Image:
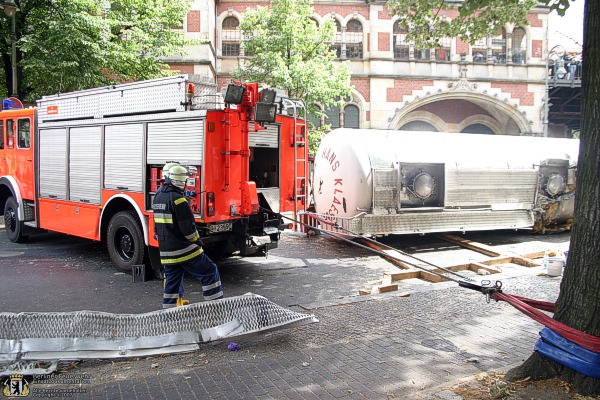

{"left": 107, "top": 211, "right": 145, "bottom": 274}
{"left": 4, "top": 196, "right": 28, "bottom": 243}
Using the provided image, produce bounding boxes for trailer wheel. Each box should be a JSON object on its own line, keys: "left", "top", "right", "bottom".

{"left": 107, "top": 211, "right": 145, "bottom": 274}
{"left": 4, "top": 196, "right": 28, "bottom": 243}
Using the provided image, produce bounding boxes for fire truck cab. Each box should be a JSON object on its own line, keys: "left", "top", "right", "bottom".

{"left": 0, "top": 76, "right": 309, "bottom": 278}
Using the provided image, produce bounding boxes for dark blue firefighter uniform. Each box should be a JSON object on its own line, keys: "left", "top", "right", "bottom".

{"left": 153, "top": 182, "right": 223, "bottom": 308}
{"left": 156, "top": 179, "right": 185, "bottom": 300}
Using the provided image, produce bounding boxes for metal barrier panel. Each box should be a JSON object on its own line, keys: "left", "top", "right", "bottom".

{"left": 0, "top": 294, "right": 318, "bottom": 367}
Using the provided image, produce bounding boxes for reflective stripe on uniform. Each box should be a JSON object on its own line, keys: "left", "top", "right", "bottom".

{"left": 174, "top": 197, "right": 188, "bottom": 205}
{"left": 163, "top": 303, "right": 177, "bottom": 309}
{"left": 163, "top": 293, "right": 179, "bottom": 299}
{"left": 185, "top": 231, "right": 200, "bottom": 241}
{"left": 154, "top": 213, "right": 173, "bottom": 224}
{"left": 204, "top": 291, "right": 223, "bottom": 301}
{"left": 160, "top": 244, "right": 199, "bottom": 257}
{"left": 202, "top": 281, "right": 222, "bottom": 291}
{"left": 160, "top": 248, "right": 203, "bottom": 265}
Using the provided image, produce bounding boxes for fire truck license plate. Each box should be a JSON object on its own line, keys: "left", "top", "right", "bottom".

{"left": 208, "top": 222, "right": 233, "bottom": 234}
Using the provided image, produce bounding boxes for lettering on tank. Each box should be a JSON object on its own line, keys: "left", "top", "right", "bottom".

{"left": 327, "top": 178, "right": 346, "bottom": 216}
{"left": 319, "top": 146, "right": 346, "bottom": 217}
{"left": 321, "top": 147, "right": 339, "bottom": 172}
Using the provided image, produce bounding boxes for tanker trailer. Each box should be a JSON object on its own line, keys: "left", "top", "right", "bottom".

{"left": 311, "top": 129, "right": 579, "bottom": 236}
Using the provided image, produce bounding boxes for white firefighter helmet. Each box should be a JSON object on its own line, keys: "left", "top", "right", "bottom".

{"left": 169, "top": 165, "right": 188, "bottom": 190}
{"left": 162, "top": 162, "right": 180, "bottom": 180}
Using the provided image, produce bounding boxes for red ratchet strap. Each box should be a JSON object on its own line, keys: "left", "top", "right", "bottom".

{"left": 493, "top": 292, "right": 600, "bottom": 353}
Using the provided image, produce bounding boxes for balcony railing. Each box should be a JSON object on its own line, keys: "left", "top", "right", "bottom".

{"left": 548, "top": 59, "right": 582, "bottom": 86}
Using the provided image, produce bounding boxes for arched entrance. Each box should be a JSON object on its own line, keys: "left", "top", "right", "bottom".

{"left": 389, "top": 92, "right": 532, "bottom": 135}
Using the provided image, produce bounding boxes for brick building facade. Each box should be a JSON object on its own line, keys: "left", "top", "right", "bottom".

{"left": 165, "top": 0, "right": 563, "bottom": 136}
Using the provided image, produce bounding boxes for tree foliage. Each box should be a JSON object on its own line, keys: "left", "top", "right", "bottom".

{"left": 233, "top": 0, "right": 351, "bottom": 122}
{"left": 387, "top": 0, "right": 544, "bottom": 48}
{"left": 0, "top": 0, "right": 193, "bottom": 102}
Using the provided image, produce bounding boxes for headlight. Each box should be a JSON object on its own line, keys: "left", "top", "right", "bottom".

{"left": 412, "top": 172, "right": 435, "bottom": 199}
{"left": 545, "top": 174, "right": 565, "bottom": 196}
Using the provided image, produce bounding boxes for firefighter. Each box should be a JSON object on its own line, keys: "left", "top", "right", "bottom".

{"left": 153, "top": 165, "right": 223, "bottom": 308}
{"left": 157, "top": 162, "right": 188, "bottom": 306}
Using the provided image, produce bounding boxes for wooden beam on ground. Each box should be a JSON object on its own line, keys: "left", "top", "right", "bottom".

{"left": 384, "top": 270, "right": 449, "bottom": 283}
{"left": 359, "top": 240, "right": 415, "bottom": 270}
{"left": 511, "top": 256, "right": 541, "bottom": 267}
{"left": 437, "top": 234, "right": 502, "bottom": 257}
{"left": 444, "top": 263, "right": 471, "bottom": 272}
{"left": 468, "top": 262, "right": 502, "bottom": 274}
{"left": 478, "top": 256, "right": 514, "bottom": 266}
{"left": 371, "top": 284, "right": 399, "bottom": 294}
{"left": 519, "top": 251, "right": 546, "bottom": 260}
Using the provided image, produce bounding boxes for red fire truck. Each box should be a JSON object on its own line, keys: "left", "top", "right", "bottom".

{"left": 0, "top": 75, "right": 308, "bottom": 278}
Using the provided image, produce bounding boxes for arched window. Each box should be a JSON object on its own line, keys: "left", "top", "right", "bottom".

{"left": 331, "top": 20, "right": 343, "bottom": 59}
{"left": 325, "top": 105, "right": 341, "bottom": 129}
{"left": 393, "top": 21, "right": 409, "bottom": 60}
{"left": 399, "top": 121, "right": 438, "bottom": 131}
{"left": 472, "top": 37, "right": 487, "bottom": 63}
{"left": 345, "top": 19, "right": 363, "bottom": 59}
{"left": 414, "top": 24, "right": 430, "bottom": 60}
{"left": 512, "top": 27, "right": 526, "bottom": 64}
{"left": 491, "top": 28, "right": 507, "bottom": 64}
{"left": 461, "top": 124, "right": 495, "bottom": 134}
{"left": 434, "top": 23, "right": 451, "bottom": 61}
{"left": 344, "top": 105, "right": 359, "bottom": 128}
{"left": 222, "top": 17, "right": 240, "bottom": 57}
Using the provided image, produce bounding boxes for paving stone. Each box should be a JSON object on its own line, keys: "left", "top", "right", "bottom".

{"left": 2, "top": 231, "right": 569, "bottom": 399}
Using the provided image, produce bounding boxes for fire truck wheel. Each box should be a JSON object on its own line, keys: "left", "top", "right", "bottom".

{"left": 107, "top": 211, "right": 145, "bottom": 274}
{"left": 4, "top": 196, "right": 28, "bottom": 243}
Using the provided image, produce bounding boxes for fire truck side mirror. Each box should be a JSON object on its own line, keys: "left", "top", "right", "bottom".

{"left": 223, "top": 84, "right": 246, "bottom": 105}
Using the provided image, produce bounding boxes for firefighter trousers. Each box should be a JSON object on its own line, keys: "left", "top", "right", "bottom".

{"left": 163, "top": 252, "right": 223, "bottom": 308}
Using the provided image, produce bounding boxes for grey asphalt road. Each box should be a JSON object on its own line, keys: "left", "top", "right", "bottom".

{"left": 0, "top": 225, "right": 391, "bottom": 314}
{"left": 0, "top": 220, "right": 570, "bottom": 314}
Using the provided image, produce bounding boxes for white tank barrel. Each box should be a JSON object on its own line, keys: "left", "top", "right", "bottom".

{"left": 312, "top": 129, "right": 579, "bottom": 235}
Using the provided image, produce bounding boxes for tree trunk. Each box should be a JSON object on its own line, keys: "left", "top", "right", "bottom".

{"left": 506, "top": 0, "right": 600, "bottom": 394}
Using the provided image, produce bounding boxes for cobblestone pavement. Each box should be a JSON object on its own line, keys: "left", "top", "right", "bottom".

{"left": 50, "top": 274, "right": 562, "bottom": 399}
{"left": 0, "top": 222, "right": 569, "bottom": 399}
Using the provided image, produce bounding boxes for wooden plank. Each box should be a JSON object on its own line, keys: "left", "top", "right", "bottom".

{"left": 478, "top": 256, "right": 515, "bottom": 266}
{"left": 421, "top": 271, "right": 449, "bottom": 283}
{"left": 511, "top": 256, "right": 541, "bottom": 267}
{"left": 371, "top": 284, "right": 399, "bottom": 294}
{"left": 385, "top": 271, "right": 422, "bottom": 281}
{"left": 445, "top": 264, "right": 471, "bottom": 272}
{"left": 519, "top": 251, "right": 546, "bottom": 260}
{"left": 438, "top": 234, "right": 502, "bottom": 257}
{"left": 469, "top": 262, "right": 502, "bottom": 274}
{"left": 359, "top": 239, "right": 415, "bottom": 270}
{"left": 385, "top": 270, "right": 448, "bottom": 283}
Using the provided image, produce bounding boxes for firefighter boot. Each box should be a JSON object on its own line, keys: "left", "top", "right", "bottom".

{"left": 176, "top": 297, "right": 190, "bottom": 307}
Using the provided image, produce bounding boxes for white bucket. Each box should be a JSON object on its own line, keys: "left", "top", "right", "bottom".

{"left": 545, "top": 257, "right": 564, "bottom": 277}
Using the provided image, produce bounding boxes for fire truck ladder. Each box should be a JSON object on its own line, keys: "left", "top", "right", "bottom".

{"left": 282, "top": 98, "right": 308, "bottom": 220}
